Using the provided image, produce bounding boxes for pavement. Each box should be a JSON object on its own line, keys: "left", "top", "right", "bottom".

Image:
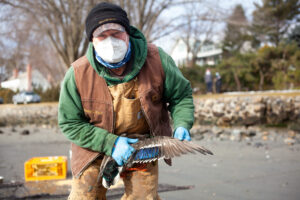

{"left": 0, "top": 125, "right": 300, "bottom": 200}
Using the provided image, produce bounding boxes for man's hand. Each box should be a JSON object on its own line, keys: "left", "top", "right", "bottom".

{"left": 111, "top": 136, "right": 139, "bottom": 166}
{"left": 174, "top": 127, "right": 191, "bottom": 141}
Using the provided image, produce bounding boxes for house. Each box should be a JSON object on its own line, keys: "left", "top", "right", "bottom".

{"left": 170, "top": 38, "right": 222, "bottom": 67}
{"left": 196, "top": 42, "right": 222, "bottom": 66}
{"left": 1, "top": 64, "right": 51, "bottom": 92}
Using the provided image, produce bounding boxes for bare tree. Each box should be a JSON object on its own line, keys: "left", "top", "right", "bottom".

{"left": 0, "top": 0, "right": 98, "bottom": 71}
{"left": 0, "top": 10, "right": 29, "bottom": 81}
{"left": 27, "top": 33, "right": 66, "bottom": 85}
{"left": 118, "top": 0, "right": 202, "bottom": 42}
{"left": 0, "top": 5, "right": 65, "bottom": 84}
{"left": 0, "top": 0, "right": 217, "bottom": 83}
{"left": 180, "top": 1, "right": 223, "bottom": 66}
{"left": 0, "top": 0, "right": 205, "bottom": 71}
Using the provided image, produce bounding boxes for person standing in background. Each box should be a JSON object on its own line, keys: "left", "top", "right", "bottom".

{"left": 215, "top": 72, "right": 222, "bottom": 93}
{"left": 205, "top": 68, "right": 212, "bottom": 93}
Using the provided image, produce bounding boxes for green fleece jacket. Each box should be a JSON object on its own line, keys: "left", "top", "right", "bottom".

{"left": 58, "top": 26, "right": 194, "bottom": 156}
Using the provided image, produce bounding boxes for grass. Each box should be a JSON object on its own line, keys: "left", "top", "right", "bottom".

{"left": 194, "top": 91, "right": 300, "bottom": 99}
{"left": 0, "top": 102, "right": 58, "bottom": 107}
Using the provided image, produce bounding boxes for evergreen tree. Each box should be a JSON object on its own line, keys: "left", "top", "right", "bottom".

{"left": 271, "top": 43, "right": 300, "bottom": 89}
{"left": 222, "top": 4, "right": 249, "bottom": 58}
{"left": 251, "top": 46, "right": 275, "bottom": 90}
{"left": 288, "top": 25, "right": 300, "bottom": 47}
{"left": 251, "top": 0, "right": 300, "bottom": 47}
{"left": 216, "top": 53, "right": 257, "bottom": 91}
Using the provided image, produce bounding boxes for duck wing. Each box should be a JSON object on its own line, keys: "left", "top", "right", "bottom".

{"left": 129, "top": 136, "right": 213, "bottom": 164}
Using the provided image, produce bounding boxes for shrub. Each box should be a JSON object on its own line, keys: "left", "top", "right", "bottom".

{"left": 0, "top": 88, "right": 16, "bottom": 103}
{"left": 34, "top": 85, "right": 60, "bottom": 102}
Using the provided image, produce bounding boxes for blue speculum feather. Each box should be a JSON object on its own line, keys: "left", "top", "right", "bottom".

{"left": 134, "top": 147, "right": 159, "bottom": 160}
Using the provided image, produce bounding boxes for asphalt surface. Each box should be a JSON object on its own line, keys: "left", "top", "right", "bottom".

{"left": 0, "top": 125, "right": 300, "bottom": 200}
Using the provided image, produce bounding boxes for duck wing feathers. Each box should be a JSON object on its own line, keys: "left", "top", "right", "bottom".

{"left": 128, "top": 136, "right": 213, "bottom": 164}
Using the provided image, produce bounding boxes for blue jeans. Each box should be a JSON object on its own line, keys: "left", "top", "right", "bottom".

{"left": 206, "top": 82, "right": 212, "bottom": 93}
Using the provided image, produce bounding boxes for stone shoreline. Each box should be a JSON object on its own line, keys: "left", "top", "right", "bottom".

{"left": 0, "top": 94, "right": 300, "bottom": 127}
{"left": 0, "top": 103, "right": 58, "bottom": 127}
{"left": 195, "top": 95, "right": 300, "bottom": 126}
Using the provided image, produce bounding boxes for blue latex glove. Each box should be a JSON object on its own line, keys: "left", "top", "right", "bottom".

{"left": 112, "top": 137, "right": 139, "bottom": 166}
{"left": 174, "top": 127, "right": 191, "bottom": 141}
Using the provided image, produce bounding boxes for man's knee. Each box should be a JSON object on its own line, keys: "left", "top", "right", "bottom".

{"left": 69, "top": 159, "right": 107, "bottom": 199}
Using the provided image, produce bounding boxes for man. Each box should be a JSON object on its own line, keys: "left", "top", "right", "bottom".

{"left": 58, "top": 2, "right": 194, "bottom": 199}
{"left": 205, "top": 68, "right": 213, "bottom": 93}
{"left": 215, "top": 72, "right": 222, "bottom": 93}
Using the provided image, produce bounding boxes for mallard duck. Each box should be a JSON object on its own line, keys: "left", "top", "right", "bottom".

{"left": 98, "top": 136, "right": 213, "bottom": 188}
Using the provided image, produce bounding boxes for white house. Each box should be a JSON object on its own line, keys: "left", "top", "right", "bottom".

{"left": 1, "top": 65, "right": 51, "bottom": 92}
{"left": 171, "top": 38, "right": 222, "bottom": 67}
{"left": 196, "top": 43, "right": 222, "bottom": 66}
{"left": 170, "top": 39, "right": 192, "bottom": 66}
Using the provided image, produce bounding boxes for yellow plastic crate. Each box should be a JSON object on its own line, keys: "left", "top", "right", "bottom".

{"left": 24, "top": 156, "right": 67, "bottom": 181}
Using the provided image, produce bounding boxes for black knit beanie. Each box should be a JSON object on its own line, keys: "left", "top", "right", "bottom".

{"left": 85, "top": 2, "right": 130, "bottom": 41}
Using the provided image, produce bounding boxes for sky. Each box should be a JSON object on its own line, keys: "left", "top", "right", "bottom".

{"left": 154, "top": 0, "right": 262, "bottom": 53}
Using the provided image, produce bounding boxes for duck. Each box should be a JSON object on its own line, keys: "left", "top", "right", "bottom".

{"left": 97, "top": 136, "right": 213, "bottom": 188}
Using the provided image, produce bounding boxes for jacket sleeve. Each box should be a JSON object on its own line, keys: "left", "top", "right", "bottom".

{"left": 158, "top": 47, "right": 195, "bottom": 132}
{"left": 58, "top": 67, "right": 118, "bottom": 156}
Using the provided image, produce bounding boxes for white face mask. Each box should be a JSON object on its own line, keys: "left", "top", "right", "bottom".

{"left": 94, "top": 36, "right": 128, "bottom": 63}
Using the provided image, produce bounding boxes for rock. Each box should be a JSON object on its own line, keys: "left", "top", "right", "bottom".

{"left": 193, "top": 134, "right": 204, "bottom": 141}
{"left": 229, "top": 101, "right": 236, "bottom": 109}
{"left": 262, "top": 132, "right": 269, "bottom": 140}
{"left": 204, "top": 99, "right": 215, "bottom": 108}
{"left": 212, "top": 126, "right": 224, "bottom": 136}
{"left": 230, "top": 129, "right": 241, "bottom": 141}
{"left": 288, "top": 131, "right": 296, "bottom": 139}
{"left": 253, "top": 96, "right": 264, "bottom": 103}
{"left": 254, "top": 142, "right": 264, "bottom": 148}
{"left": 217, "top": 116, "right": 232, "bottom": 126}
{"left": 235, "top": 105, "right": 242, "bottom": 112}
{"left": 284, "top": 137, "right": 295, "bottom": 145}
{"left": 248, "top": 131, "right": 256, "bottom": 137}
{"left": 191, "top": 127, "right": 210, "bottom": 135}
{"left": 190, "top": 128, "right": 201, "bottom": 135}
{"left": 219, "top": 134, "right": 230, "bottom": 141}
{"left": 253, "top": 103, "right": 266, "bottom": 112}
{"left": 261, "top": 131, "right": 269, "bottom": 141}
{"left": 242, "top": 116, "right": 261, "bottom": 126}
{"left": 266, "top": 98, "right": 288, "bottom": 124}
{"left": 262, "top": 135, "right": 268, "bottom": 141}
{"left": 21, "top": 130, "right": 30, "bottom": 135}
{"left": 199, "top": 129, "right": 210, "bottom": 134}
{"left": 263, "top": 131, "right": 269, "bottom": 136}
{"left": 212, "top": 103, "right": 225, "bottom": 117}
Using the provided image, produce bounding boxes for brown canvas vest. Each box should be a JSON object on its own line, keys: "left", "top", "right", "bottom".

{"left": 71, "top": 44, "right": 172, "bottom": 176}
